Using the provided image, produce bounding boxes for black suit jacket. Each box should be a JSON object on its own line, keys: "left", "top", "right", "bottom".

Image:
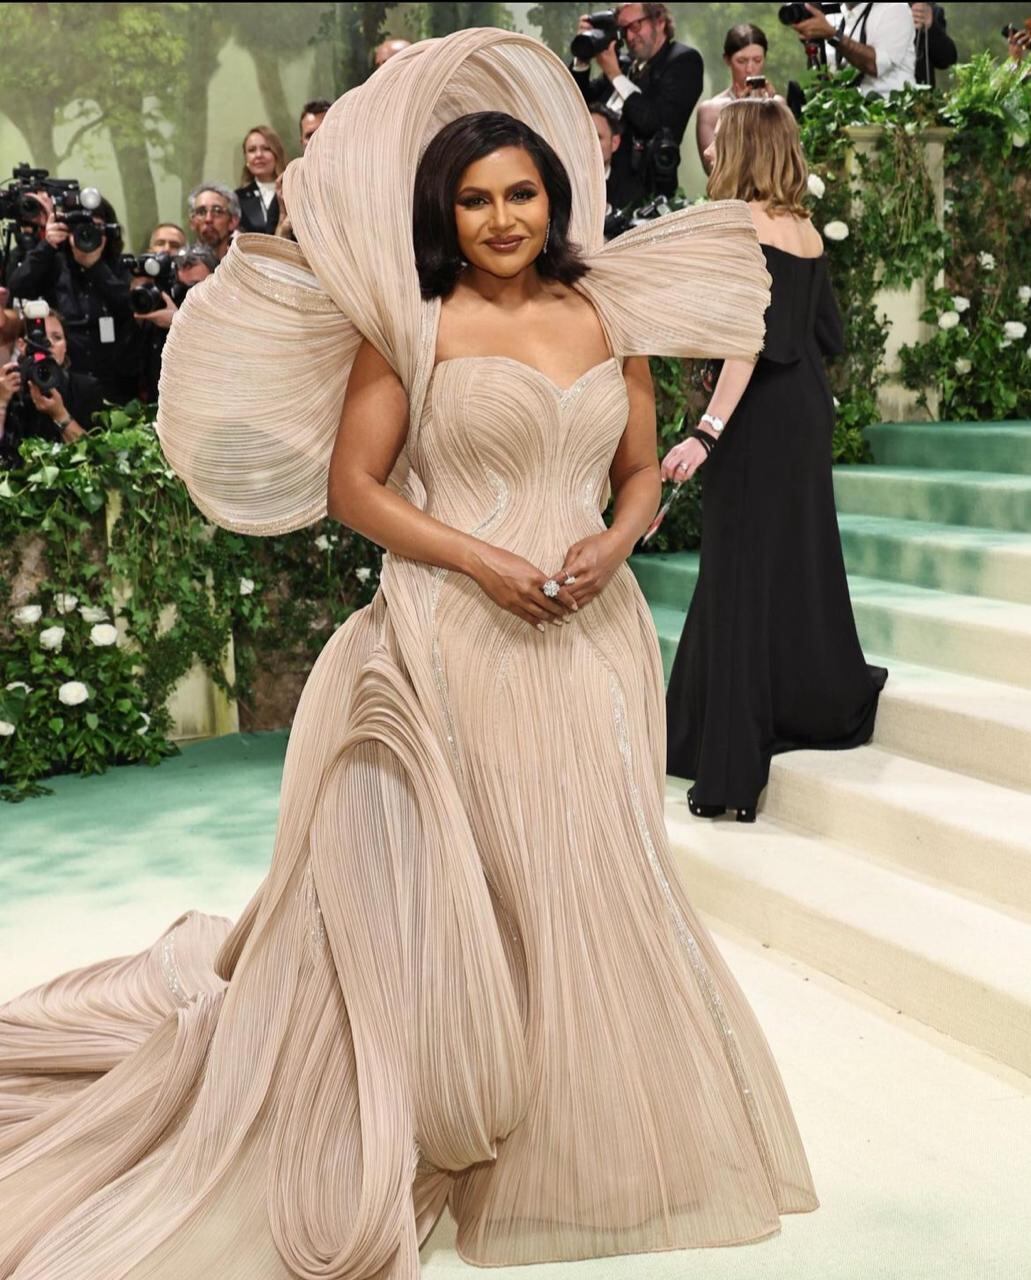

{"left": 235, "top": 180, "right": 281, "bottom": 236}
{"left": 572, "top": 40, "right": 704, "bottom": 206}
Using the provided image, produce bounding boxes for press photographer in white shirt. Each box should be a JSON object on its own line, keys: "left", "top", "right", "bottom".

{"left": 792, "top": 2, "right": 916, "bottom": 98}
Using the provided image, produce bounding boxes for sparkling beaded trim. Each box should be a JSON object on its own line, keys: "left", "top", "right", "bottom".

{"left": 160, "top": 923, "right": 190, "bottom": 1008}
{"left": 299, "top": 863, "right": 327, "bottom": 957}
{"left": 608, "top": 673, "right": 777, "bottom": 1188}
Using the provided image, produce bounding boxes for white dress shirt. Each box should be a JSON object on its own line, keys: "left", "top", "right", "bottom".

{"left": 839, "top": 2, "right": 916, "bottom": 97}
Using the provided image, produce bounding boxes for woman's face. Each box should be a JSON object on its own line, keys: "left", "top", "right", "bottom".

{"left": 44, "top": 315, "right": 68, "bottom": 366}
{"left": 726, "top": 43, "right": 765, "bottom": 89}
{"left": 245, "top": 132, "right": 277, "bottom": 180}
{"left": 454, "top": 146, "right": 550, "bottom": 281}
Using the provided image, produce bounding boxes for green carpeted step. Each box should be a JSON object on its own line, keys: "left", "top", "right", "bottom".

{"left": 628, "top": 551, "right": 698, "bottom": 610}
{"left": 636, "top": 555, "right": 1031, "bottom": 689}
{"left": 838, "top": 514, "right": 1031, "bottom": 604}
{"left": 832, "top": 467, "right": 1031, "bottom": 532}
{"left": 866, "top": 420, "right": 1031, "bottom": 474}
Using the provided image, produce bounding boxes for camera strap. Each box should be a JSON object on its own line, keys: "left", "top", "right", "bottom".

{"left": 835, "top": 2, "right": 874, "bottom": 86}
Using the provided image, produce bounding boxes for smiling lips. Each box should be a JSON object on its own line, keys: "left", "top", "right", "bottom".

{"left": 485, "top": 236, "right": 526, "bottom": 252}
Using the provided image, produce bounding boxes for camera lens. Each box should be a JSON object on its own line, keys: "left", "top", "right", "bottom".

{"left": 72, "top": 220, "right": 103, "bottom": 253}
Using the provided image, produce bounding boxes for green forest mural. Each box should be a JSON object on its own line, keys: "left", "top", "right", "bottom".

{"left": 0, "top": 2, "right": 1011, "bottom": 249}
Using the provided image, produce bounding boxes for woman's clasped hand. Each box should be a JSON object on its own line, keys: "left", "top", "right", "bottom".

{"left": 470, "top": 528, "right": 629, "bottom": 629}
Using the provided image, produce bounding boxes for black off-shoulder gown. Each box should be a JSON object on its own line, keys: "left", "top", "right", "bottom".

{"left": 665, "top": 245, "right": 887, "bottom": 811}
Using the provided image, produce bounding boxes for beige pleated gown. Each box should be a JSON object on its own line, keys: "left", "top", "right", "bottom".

{"left": 0, "top": 28, "right": 818, "bottom": 1280}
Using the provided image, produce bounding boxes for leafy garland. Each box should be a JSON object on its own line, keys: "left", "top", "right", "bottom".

{"left": 0, "top": 405, "right": 380, "bottom": 800}
{"left": 643, "top": 54, "right": 1030, "bottom": 555}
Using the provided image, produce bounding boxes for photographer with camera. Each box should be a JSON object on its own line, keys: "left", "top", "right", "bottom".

{"left": 0, "top": 305, "right": 103, "bottom": 466}
{"left": 789, "top": 3, "right": 915, "bottom": 97}
{"left": 571, "top": 4, "right": 703, "bottom": 208}
{"left": 130, "top": 243, "right": 218, "bottom": 401}
{"left": 5, "top": 191, "right": 141, "bottom": 404}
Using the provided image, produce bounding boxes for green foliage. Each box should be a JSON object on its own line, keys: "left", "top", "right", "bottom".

{"left": 0, "top": 404, "right": 380, "bottom": 800}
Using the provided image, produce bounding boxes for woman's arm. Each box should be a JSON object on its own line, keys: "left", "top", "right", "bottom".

{"left": 660, "top": 356, "right": 756, "bottom": 482}
{"left": 328, "top": 339, "right": 575, "bottom": 628}
{"left": 559, "top": 355, "right": 660, "bottom": 603}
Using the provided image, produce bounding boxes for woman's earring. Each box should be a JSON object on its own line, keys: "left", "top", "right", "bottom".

{"left": 543, "top": 220, "right": 551, "bottom": 254}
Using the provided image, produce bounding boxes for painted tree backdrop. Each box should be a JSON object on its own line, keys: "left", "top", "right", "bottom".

{"left": 0, "top": 2, "right": 1008, "bottom": 248}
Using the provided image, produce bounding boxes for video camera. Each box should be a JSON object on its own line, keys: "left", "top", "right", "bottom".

{"left": 571, "top": 10, "right": 623, "bottom": 61}
{"left": 16, "top": 300, "right": 63, "bottom": 397}
{"left": 122, "top": 252, "right": 181, "bottom": 314}
{"left": 0, "top": 163, "right": 116, "bottom": 253}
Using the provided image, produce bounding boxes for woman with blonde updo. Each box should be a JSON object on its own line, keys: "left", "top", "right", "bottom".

{"left": 663, "top": 98, "right": 886, "bottom": 823}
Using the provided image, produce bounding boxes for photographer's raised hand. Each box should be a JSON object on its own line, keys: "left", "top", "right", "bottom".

{"left": 0, "top": 361, "right": 21, "bottom": 408}
{"left": 44, "top": 213, "right": 69, "bottom": 250}
{"left": 135, "top": 291, "right": 178, "bottom": 331}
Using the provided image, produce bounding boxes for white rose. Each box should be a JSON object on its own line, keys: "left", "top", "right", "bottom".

{"left": 1003, "top": 320, "right": 1027, "bottom": 341}
{"left": 57, "top": 681, "right": 89, "bottom": 706}
{"left": 13, "top": 604, "right": 42, "bottom": 626}
{"left": 1018, "top": 286, "right": 1031, "bottom": 305}
{"left": 239, "top": 577, "right": 255, "bottom": 596}
{"left": 314, "top": 535, "right": 331, "bottom": 552}
{"left": 951, "top": 296, "right": 970, "bottom": 313}
{"left": 954, "top": 358, "right": 972, "bottom": 375}
{"left": 79, "top": 605, "right": 109, "bottom": 623}
{"left": 806, "top": 173, "right": 826, "bottom": 199}
{"left": 0, "top": 720, "right": 15, "bottom": 737}
{"left": 978, "top": 251, "right": 996, "bottom": 271}
{"left": 355, "top": 567, "right": 372, "bottom": 583}
{"left": 1014, "top": 134, "right": 1027, "bottom": 149}
{"left": 1000, "top": 338, "right": 1013, "bottom": 349}
{"left": 937, "top": 311, "right": 960, "bottom": 331}
{"left": 137, "top": 711, "right": 151, "bottom": 736}
{"left": 89, "top": 623, "right": 119, "bottom": 647}
{"left": 39, "top": 625, "right": 65, "bottom": 651}
{"left": 822, "top": 220, "right": 849, "bottom": 242}
{"left": 54, "top": 592, "right": 79, "bottom": 614}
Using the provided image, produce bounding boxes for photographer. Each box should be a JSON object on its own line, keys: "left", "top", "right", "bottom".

{"left": 147, "top": 222, "right": 187, "bottom": 255}
{"left": 912, "top": 5, "right": 957, "bottom": 88}
{"left": 133, "top": 243, "right": 217, "bottom": 402}
{"left": 571, "top": 3, "right": 703, "bottom": 207}
{"left": 187, "top": 184, "right": 240, "bottom": 264}
{"left": 5, "top": 193, "right": 140, "bottom": 405}
{"left": 791, "top": 3, "right": 915, "bottom": 97}
{"left": 0, "top": 308, "right": 103, "bottom": 466}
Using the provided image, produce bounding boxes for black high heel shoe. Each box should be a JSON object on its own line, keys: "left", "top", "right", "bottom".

{"left": 735, "top": 806, "right": 757, "bottom": 824}
{"left": 687, "top": 788, "right": 725, "bottom": 820}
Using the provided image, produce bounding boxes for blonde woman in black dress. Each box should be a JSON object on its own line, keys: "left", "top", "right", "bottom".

{"left": 662, "top": 99, "right": 886, "bottom": 822}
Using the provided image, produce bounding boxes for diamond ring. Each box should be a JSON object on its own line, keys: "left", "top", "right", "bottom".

{"left": 542, "top": 579, "right": 560, "bottom": 598}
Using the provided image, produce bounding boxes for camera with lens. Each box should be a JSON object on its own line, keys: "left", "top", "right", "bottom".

{"left": 0, "top": 163, "right": 51, "bottom": 224}
{"left": 123, "top": 252, "right": 180, "bottom": 314}
{"left": 0, "top": 163, "right": 114, "bottom": 253}
{"left": 16, "top": 300, "right": 64, "bottom": 397}
{"left": 778, "top": 1, "right": 841, "bottom": 23}
{"left": 571, "top": 10, "right": 622, "bottom": 60}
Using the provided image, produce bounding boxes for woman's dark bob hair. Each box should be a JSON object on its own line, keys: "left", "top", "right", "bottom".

{"left": 413, "top": 111, "right": 589, "bottom": 300}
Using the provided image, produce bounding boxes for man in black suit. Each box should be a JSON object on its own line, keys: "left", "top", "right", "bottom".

{"left": 572, "top": 3, "right": 704, "bottom": 210}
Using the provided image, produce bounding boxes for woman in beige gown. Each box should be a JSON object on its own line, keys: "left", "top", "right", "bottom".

{"left": 0, "top": 30, "right": 817, "bottom": 1280}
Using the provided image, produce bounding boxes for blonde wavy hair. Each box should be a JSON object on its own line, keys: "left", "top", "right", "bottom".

{"left": 706, "top": 98, "right": 809, "bottom": 218}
